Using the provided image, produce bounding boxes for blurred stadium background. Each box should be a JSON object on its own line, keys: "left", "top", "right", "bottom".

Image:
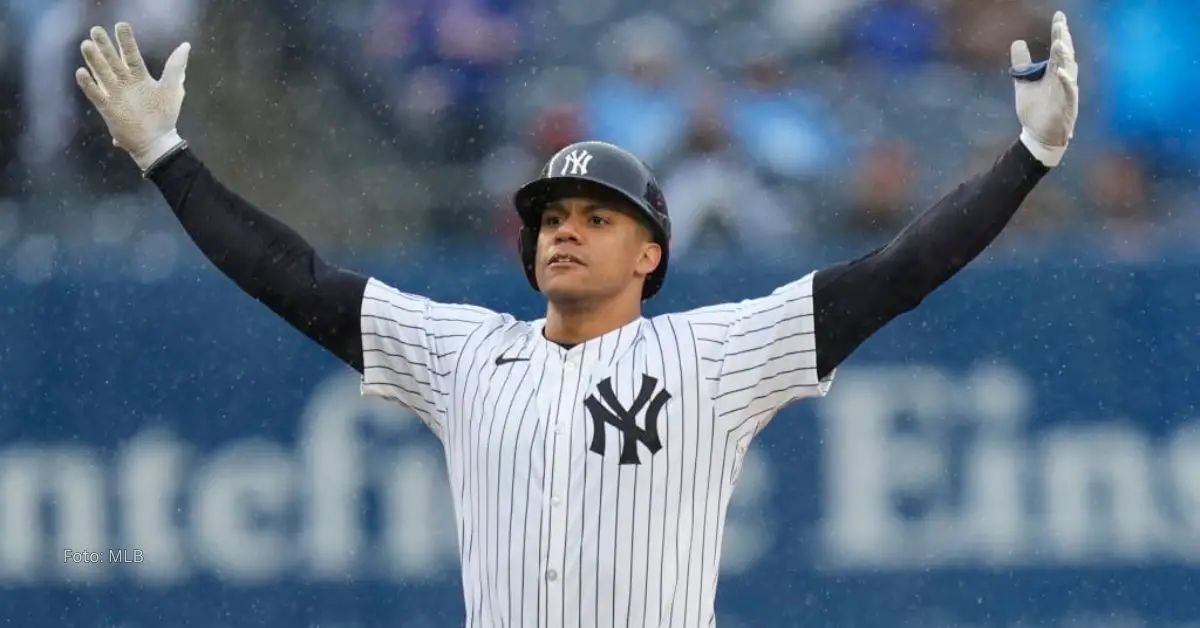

{"left": 2, "top": 0, "right": 1200, "bottom": 626}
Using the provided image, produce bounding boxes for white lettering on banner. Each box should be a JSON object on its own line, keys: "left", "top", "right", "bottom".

{"left": 0, "top": 447, "right": 107, "bottom": 582}
{"left": 117, "top": 428, "right": 190, "bottom": 583}
{"left": 816, "top": 362, "right": 1200, "bottom": 571}
{"left": 1167, "top": 426, "right": 1200, "bottom": 537}
{"left": 28, "top": 358, "right": 1200, "bottom": 581}
{"left": 0, "top": 449, "right": 45, "bottom": 581}
{"left": 1041, "top": 425, "right": 1170, "bottom": 561}
{"left": 0, "top": 369, "right": 777, "bottom": 585}
{"left": 0, "top": 371, "right": 461, "bottom": 585}
{"left": 296, "top": 371, "right": 461, "bottom": 580}
{"left": 193, "top": 439, "right": 294, "bottom": 582}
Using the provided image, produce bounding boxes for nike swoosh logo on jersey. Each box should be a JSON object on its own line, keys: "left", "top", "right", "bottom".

{"left": 495, "top": 355, "right": 530, "bottom": 366}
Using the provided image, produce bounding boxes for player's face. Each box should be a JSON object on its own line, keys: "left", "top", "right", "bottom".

{"left": 535, "top": 197, "right": 662, "bottom": 304}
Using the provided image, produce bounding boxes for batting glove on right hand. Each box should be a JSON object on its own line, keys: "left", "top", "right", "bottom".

{"left": 75, "top": 23, "right": 191, "bottom": 173}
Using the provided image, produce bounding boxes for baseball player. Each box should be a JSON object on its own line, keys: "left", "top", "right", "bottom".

{"left": 74, "top": 12, "right": 1078, "bottom": 628}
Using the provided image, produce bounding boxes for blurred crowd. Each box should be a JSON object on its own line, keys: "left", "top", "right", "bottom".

{"left": 0, "top": 0, "right": 1197, "bottom": 267}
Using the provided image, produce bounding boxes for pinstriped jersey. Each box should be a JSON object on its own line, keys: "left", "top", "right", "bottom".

{"left": 359, "top": 271, "right": 834, "bottom": 628}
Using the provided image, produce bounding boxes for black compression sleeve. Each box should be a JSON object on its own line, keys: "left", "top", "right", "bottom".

{"left": 147, "top": 148, "right": 369, "bottom": 372}
{"left": 812, "top": 139, "right": 1050, "bottom": 379}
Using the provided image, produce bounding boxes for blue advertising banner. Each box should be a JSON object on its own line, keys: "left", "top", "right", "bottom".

{"left": 2, "top": 252, "right": 1200, "bottom": 627}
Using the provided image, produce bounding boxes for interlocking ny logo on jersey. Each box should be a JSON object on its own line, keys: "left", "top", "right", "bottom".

{"left": 583, "top": 374, "right": 670, "bottom": 465}
{"left": 560, "top": 149, "right": 593, "bottom": 176}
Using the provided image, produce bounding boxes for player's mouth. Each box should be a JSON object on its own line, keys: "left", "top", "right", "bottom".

{"left": 547, "top": 252, "right": 585, "bottom": 269}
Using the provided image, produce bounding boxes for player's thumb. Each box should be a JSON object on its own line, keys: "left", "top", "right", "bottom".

{"left": 1010, "top": 40, "right": 1033, "bottom": 69}
{"left": 161, "top": 42, "right": 191, "bottom": 87}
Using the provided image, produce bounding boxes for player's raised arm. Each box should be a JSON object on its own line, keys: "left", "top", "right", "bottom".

{"left": 698, "top": 11, "right": 1079, "bottom": 430}
{"left": 74, "top": 23, "right": 498, "bottom": 438}
{"left": 810, "top": 11, "right": 1079, "bottom": 378}
{"left": 74, "top": 23, "right": 371, "bottom": 366}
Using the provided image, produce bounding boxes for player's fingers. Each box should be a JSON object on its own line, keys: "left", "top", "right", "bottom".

{"left": 1050, "top": 39, "right": 1073, "bottom": 72}
{"left": 161, "top": 42, "right": 191, "bottom": 87}
{"left": 75, "top": 67, "right": 108, "bottom": 106}
{"left": 1010, "top": 40, "right": 1033, "bottom": 69}
{"left": 1055, "top": 18, "right": 1079, "bottom": 82}
{"left": 1051, "top": 11, "right": 1068, "bottom": 41}
{"left": 1055, "top": 12, "right": 1075, "bottom": 53}
{"left": 80, "top": 39, "right": 117, "bottom": 88}
{"left": 115, "top": 22, "right": 147, "bottom": 79}
{"left": 1057, "top": 68, "right": 1078, "bottom": 118}
{"left": 89, "top": 26, "right": 128, "bottom": 79}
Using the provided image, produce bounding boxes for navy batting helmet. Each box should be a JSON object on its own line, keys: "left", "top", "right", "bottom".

{"left": 512, "top": 141, "right": 672, "bottom": 300}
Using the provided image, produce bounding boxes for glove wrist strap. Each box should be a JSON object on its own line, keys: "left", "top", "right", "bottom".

{"left": 134, "top": 130, "right": 188, "bottom": 175}
{"left": 1019, "top": 128, "right": 1067, "bottom": 167}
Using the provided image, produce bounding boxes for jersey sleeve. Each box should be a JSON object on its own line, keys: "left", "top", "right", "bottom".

{"left": 358, "top": 278, "right": 499, "bottom": 438}
{"left": 696, "top": 271, "right": 834, "bottom": 432}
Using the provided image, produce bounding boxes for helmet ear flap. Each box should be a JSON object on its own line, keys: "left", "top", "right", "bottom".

{"left": 517, "top": 225, "right": 540, "bottom": 293}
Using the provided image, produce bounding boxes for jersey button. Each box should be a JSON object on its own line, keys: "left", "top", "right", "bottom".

{"left": 563, "top": 362, "right": 576, "bottom": 371}
{"left": 546, "top": 570, "right": 558, "bottom": 581}
{"left": 551, "top": 496, "right": 561, "bottom": 507}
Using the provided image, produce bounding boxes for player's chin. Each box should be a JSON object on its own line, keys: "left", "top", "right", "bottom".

{"left": 539, "top": 271, "right": 594, "bottom": 300}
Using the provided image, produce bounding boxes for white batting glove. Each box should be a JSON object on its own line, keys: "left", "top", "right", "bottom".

{"left": 1009, "top": 11, "right": 1080, "bottom": 167}
{"left": 75, "top": 23, "right": 192, "bottom": 174}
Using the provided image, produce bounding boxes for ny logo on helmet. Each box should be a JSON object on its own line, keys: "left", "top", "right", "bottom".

{"left": 560, "top": 149, "right": 593, "bottom": 176}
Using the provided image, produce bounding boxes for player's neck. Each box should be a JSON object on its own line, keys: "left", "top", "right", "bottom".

{"left": 543, "top": 298, "right": 642, "bottom": 346}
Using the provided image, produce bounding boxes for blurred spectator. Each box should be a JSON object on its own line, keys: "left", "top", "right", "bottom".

{"left": 723, "top": 34, "right": 847, "bottom": 182}
{"left": 0, "top": 6, "right": 22, "bottom": 198}
{"left": 765, "top": 0, "right": 872, "bottom": 55}
{"left": 20, "top": 0, "right": 203, "bottom": 198}
{"left": 841, "top": 0, "right": 943, "bottom": 71}
{"left": 836, "top": 138, "right": 916, "bottom": 238}
{"left": 0, "top": 0, "right": 1192, "bottom": 264}
{"left": 1078, "top": 150, "right": 1165, "bottom": 261}
{"left": 582, "top": 13, "right": 694, "bottom": 168}
{"left": 484, "top": 104, "right": 584, "bottom": 243}
{"left": 661, "top": 99, "right": 807, "bottom": 261}
{"left": 943, "top": 0, "right": 1048, "bottom": 71}
{"left": 366, "top": 0, "right": 523, "bottom": 164}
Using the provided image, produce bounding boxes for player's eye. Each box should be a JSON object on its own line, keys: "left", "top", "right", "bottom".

{"left": 588, "top": 214, "right": 610, "bottom": 226}
{"left": 541, "top": 214, "right": 563, "bottom": 227}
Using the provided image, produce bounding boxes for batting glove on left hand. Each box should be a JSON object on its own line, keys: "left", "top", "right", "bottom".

{"left": 1010, "top": 11, "right": 1080, "bottom": 167}
{"left": 75, "top": 23, "right": 191, "bottom": 174}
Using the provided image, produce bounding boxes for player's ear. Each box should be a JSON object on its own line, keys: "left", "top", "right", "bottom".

{"left": 636, "top": 241, "right": 662, "bottom": 277}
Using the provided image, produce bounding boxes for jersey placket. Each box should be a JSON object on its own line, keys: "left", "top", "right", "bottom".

{"left": 540, "top": 349, "right": 585, "bottom": 624}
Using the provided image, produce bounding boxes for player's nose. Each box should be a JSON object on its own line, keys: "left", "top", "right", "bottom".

{"left": 552, "top": 219, "right": 583, "bottom": 243}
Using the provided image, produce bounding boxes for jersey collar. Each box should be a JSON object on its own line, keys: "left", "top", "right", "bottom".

{"left": 530, "top": 316, "right": 646, "bottom": 367}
